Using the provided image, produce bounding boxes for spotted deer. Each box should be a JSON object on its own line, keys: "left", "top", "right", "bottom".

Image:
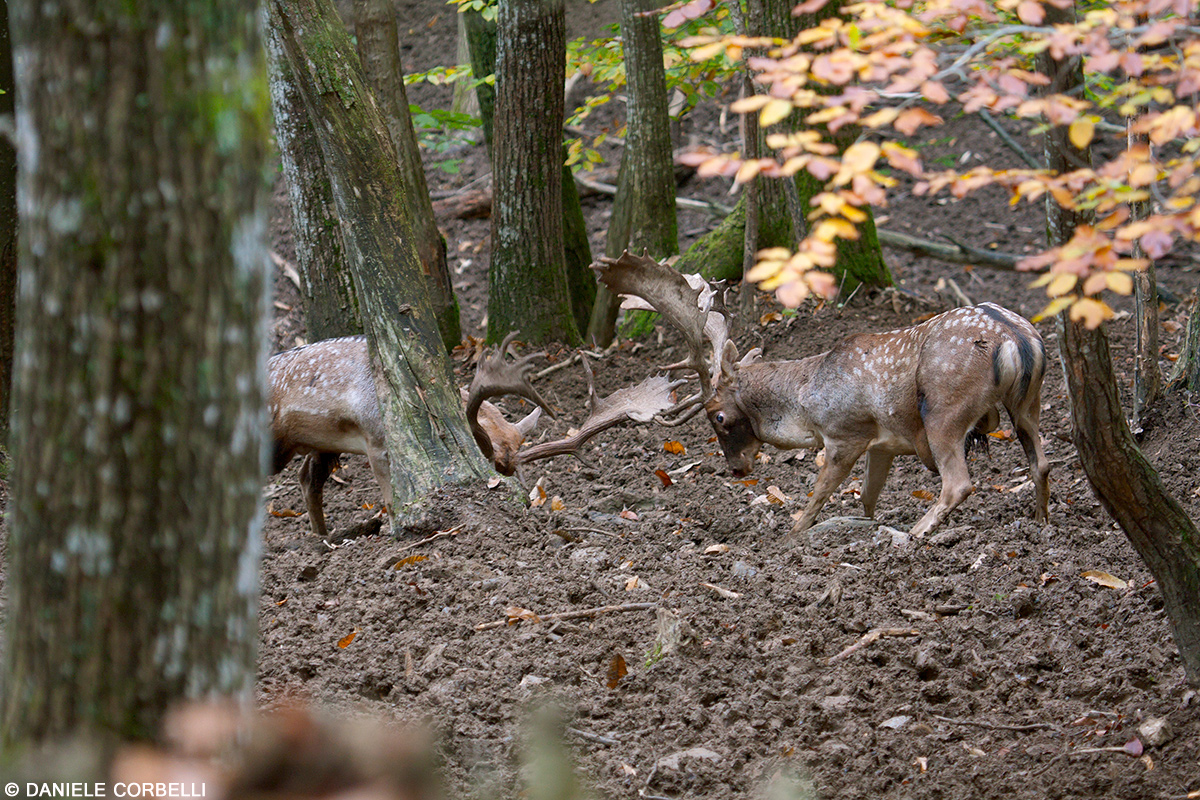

{"left": 594, "top": 251, "right": 1051, "bottom": 538}
{"left": 269, "top": 332, "right": 682, "bottom": 539}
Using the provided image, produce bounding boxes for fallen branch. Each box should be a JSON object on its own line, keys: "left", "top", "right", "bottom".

{"left": 875, "top": 229, "right": 1023, "bottom": 271}
{"left": 573, "top": 174, "right": 734, "bottom": 217}
{"left": 827, "top": 627, "right": 920, "bottom": 663}
{"left": 932, "top": 714, "right": 1055, "bottom": 733}
{"left": 378, "top": 527, "right": 462, "bottom": 569}
{"left": 979, "top": 109, "right": 1042, "bottom": 169}
{"left": 475, "top": 601, "right": 657, "bottom": 631}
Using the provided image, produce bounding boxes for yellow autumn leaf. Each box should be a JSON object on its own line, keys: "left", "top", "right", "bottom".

{"left": 1069, "top": 297, "right": 1114, "bottom": 328}
{"left": 1068, "top": 117, "right": 1095, "bottom": 149}
{"left": 1105, "top": 271, "right": 1134, "bottom": 295}
{"left": 735, "top": 159, "right": 762, "bottom": 184}
{"left": 746, "top": 259, "right": 785, "bottom": 283}
{"left": 730, "top": 94, "right": 773, "bottom": 113}
{"left": 1081, "top": 569, "right": 1127, "bottom": 590}
{"left": 1032, "top": 295, "right": 1075, "bottom": 322}
{"left": 689, "top": 41, "right": 726, "bottom": 62}
{"left": 760, "top": 98, "right": 794, "bottom": 128}
{"left": 1046, "top": 272, "right": 1078, "bottom": 297}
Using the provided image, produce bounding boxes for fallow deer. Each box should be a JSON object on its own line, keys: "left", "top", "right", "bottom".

{"left": 269, "top": 332, "right": 684, "bottom": 539}
{"left": 594, "top": 251, "right": 1051, "bottom": 538}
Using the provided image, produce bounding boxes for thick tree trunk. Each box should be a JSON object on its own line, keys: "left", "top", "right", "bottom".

{"left": 269, "top": 0, "right": 494, "bottom": 525}
{"left": 265, "top": 16, "right": 362, "bottom": 341}
{"left": 789, "top": 0, "right": 890, "bottom": 292}
{"left": 0, "top": 0, "right": 15, "bottom": 443}
{"left": 488, "top": 0, "right": 581, "bottom": 345}
{"left": 1042, "top": 3, "right": 1200, "bottom": 684}
{"left": 353, "top": 0, "right": 461, "bottom": 351}
{"left": 1, "top": 2, "right": 269, "bottom": 743}
{"left": 587, "top": 0, "right": 679, "bottom": 346}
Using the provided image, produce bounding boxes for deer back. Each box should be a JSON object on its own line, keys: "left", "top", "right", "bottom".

{"left": 268, "top": 336, "right": 383, "bottom": 470}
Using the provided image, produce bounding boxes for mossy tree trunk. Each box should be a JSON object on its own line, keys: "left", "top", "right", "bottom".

{"left": 353, "top": 0, "right": 461, "bottom": 350}
{"left": 587, "top": 0, "right": 679, "bottom": 347}
{"left": 487, "top": 0, "right": 581, "bottom": 345}
{"left": 0, "top": 0, "right": 15, "bottom": 443}
{"left": 1, "top": 1, "right": 270, "bottom": 743}
{"left": 1042, "top": 2, "right": 1200, "bottom": 685}
{"left": 269, "top": 0, "right": 494, "bottom": 525}
{"left": 786, "top": 0, "right": 889, "bottom": 292}
{"left": 265, "top": 14, "right": 362, "bottom": 341}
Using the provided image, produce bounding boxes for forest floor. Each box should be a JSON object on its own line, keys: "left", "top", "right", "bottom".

{"left": 257, "top": 3, "right": 1200, "bottom": 795}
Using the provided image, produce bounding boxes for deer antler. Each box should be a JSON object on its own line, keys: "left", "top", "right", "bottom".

{"left": 517, "top": 355, "right": 686, "bottom": 465}
{"left": 592, "top": 251, "right": 729, "bottom": 423}
{"left": 465, "top": 331, "right": 555, "bottom": 466}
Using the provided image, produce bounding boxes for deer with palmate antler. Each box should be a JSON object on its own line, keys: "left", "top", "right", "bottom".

{"left": 594, "top": 251, "right": 1050, "bottom": 539}
{"left": 269, "top": 332, "right": 683, "bottom": 539}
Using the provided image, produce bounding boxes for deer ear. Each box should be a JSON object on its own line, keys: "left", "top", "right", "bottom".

{"left": 515, "top": 406, "right": 542, "bottom": 437}
{"left": 720, "top": 339, "right": 741, "bottom": 385}
{"left": 738, "top": 347, "right": 763, "bottom": 366}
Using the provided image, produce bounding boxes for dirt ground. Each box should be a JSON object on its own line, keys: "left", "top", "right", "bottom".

{"left": 243, "top": 2, "right": 1200, "bottom": 798}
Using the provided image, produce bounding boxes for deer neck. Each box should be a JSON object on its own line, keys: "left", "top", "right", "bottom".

{"left": 734, "top": 355, "right": 825, "bottom": 450}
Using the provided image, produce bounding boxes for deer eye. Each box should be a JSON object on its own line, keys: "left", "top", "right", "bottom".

{"left": 715, "top": 412, "right": 725, "bottom": 424}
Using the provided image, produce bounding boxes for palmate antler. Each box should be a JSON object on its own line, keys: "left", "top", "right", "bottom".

{"left": 465, "top": 332, "right": 555, "bottom": 474}
{"left": 592, "top": 251, "right": 729, "bottom": 425}
{"left": 516, "top": 355, "right": 687, "bottom": 464}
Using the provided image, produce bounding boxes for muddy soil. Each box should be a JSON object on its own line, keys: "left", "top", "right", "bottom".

{"left": 263, "top": 3, "right": 1200, "bottom": 798}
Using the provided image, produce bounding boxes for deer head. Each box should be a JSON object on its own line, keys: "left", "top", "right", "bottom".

{"left": 704, "top": 341, "right": 765, "bottom": 478}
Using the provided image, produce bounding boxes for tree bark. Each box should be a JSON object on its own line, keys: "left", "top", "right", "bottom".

{"left": 353, "top": 0, "right": 461, "bottom": 351}
{"left": 0, "top": 0, "right": 16, "bottom": 443}
{"left": 1041, "top": 3, "right": 1200, "bottom": 684}
{"left": 488, "top": 0, "right": 581, "bottom": 345}
{"left": 265, "top": 14, "right": 363, "bottom": 341}
{"left": 587, "top": 0, "right": 680, "bottom": 346}
{"left": 1129, "top": 127, "right": 1160, "bottom": 428}
{"left": 463, "top": 9, "right": 498, "bottom": 152}
{"left": 1, "top": 2, "right": 269, "bottom": 743}
{"left": 269, "top": 0, "right": 494, "bottom": 525}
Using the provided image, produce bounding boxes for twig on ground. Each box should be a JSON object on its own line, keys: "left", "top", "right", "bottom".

{"left": 876, "top": 229, "right": 1023, "bottom": 271}
{"left": 475, "top": 601, "right": 657, "bottom": 631}
{"left": 566, "top": 727, "right": 620, "bottom": 746}
{"left": 932, "top": 714, "right": 1055, "bottom": 733}
{"left": 1029, "top": 744, "right": 1137, "bottom": 778}
{"left": 533, "top": 349, "right": 605, "bottom": 380}
{"left": 979, "top": 109, "right": 1042, "bottom": 169}
{"left": 574, "top": 174, "right": 734, "bottom": 217}
{"left": 827, "top": 627, "right": 920, "bottom": 663}
{"left": 701, "top": 582, "right": 741, "bottom": 600}
{"left": 379, "top": 527, "right": 462, "bottom": 568}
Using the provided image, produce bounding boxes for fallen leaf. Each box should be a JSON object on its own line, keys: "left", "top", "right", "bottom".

{"left": 655, "top": 469, "right": 673, "bottom": 487}
{"left": 625, "top": 575, "right": 649, "bottom": 591}
{"left": 620, "top": 509, "right": 639, "bottom": 521}
{"left": 733, "top": 478, "right": 760, "bottom": 487}
{"left": 1082, "top": 570, "right": 1127, "bottom": 590}
{"left": 275, "top": 598, "right": 287, "bottom": 606}
{"left": 759, "top": 311, "right": 784, "bottom": 325}
{"left": 393, "top": 554, "right": 428, "bottom": 569}
{"left": 913, "top": 756, "right": 928, "bottom": 772}
{"left": 912, "top": 489, "right": 935, "bottom": 501}
{"left": 766, "top": 486, "right": 790, "bottom": 505}
{"left": 704, "top": 544, "right": 730, "bottom": 555}
{"left": 361, "top": 503, "right": 375, "bottom": 510}
{"left": 550, "top": 496, "right": 566, "bottom": 512}
{"left": 621, "top": 763, "right": 637, "bottom": 776}
{"left": 664, "top": 441, "right": 686, "bottom": 455}
{"left": 505, "top": 606, "right": 541, "bottom": 625}
{"left": 529, "top": 478, "right": 547, "bottom": 508}
{"left": 988, "top": 429, "right": 1013, "bottom": 440}
{"left": 1124, "top": 738, "right": 1144, "bottom": 757}
{"left": 337, "top": 630, "right": 358, "bottom": 648}
{"left": 702, "top": 582, "right": 741, "bottom": 600}
{"left": 487, "top": 476, "right": 503, "bottom": 489}
{"left": 606, "top": 654, "right": 628, "bottom": 689}
{"left": 268, "top": 502, "right": 302, "bottom": 519}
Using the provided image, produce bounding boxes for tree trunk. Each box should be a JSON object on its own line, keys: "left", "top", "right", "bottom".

{"left": 353, "top": 0, "right": 461, "bottom": 351}
{"left": 1, "top": 2, "right": 269, "bottom": 743}
{"left": 1042, "top": 3, "right": 1200, "bottom": 684}
{"left": 1168, "top": 296, "right": 1200, "bottom": 395}
{"left": 587, "top": 0, "right": 679, "bottom": 346}
{"left": 561, "top": 147, "right": 596, "bottom": 336}
{"left": 269, "top": 0, "right": 494, "bottom": 525}
{"left": 265, "top": 14, "right": 363, "bottom": 341}
{"left": 1129, "top": 127, "right": 1160, "bottom": 428}
{"left": 463, "top": 9, "right": 498, "bottom": 152}
{"left": 789, "top": 0, "right": 890, "bottom": 292}
{"left": 488, "top": 0, "right": 581, "bottom": 345}
{"left": 674, "top": 190, "right": 795, "bottom": 282}
{"left": 0, "top": 0, "right": 16, "bottom": 444}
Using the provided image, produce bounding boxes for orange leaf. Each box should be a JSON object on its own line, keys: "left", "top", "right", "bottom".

{"left": 620, "top": 509, "right": 640, "bottom": 521}
{"left": 988, "top": 429, "right": 1013, "bottom": 441}
{"left": 655, "top": 469, "right": 673, "bottom": 488}
{"left": 337, "top": 630, "right": 358, "bottom": 648}
{"left": 393, "top": 554, "right": 428, "bottom": 569}
{"left": 912, "top": 489, "right": 935, "bottom": 501}
{"left": 664, "top": 441, "right": 686, "bottom": 455}
{"left": 606, "top": 654, "right": 629, "bottom": 689}
{"left": 268, "top": 503, "right": 302, "bottom": 519}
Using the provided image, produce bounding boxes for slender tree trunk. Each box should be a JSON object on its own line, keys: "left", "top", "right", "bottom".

{"left": 0, "top": 0, "right": 16, "bottom": 443}
{"left": 1042, "top": 3, "right": 1200, "bottom": 684}
{"left": 269, "top": 0, "right": 494, "bottom": 525}
{"left": 1129, "top": 126, "right": 1160, "bottom": 428}
{"left": 587, "top": 0, "right": 679, "bottom": 346}
{"left": 353, "top": 0, "right": 461, "bottom": 351}
{"left": 265, "top": 15, "right": 363, "bottom": 341}
{"left": 1, "top": 2, "right": 270, "bottom": 743}
{"left": 488, "top": 0, "right": 581, "bottom": 345}
{"left": 463, "top": 9, "right": 498, "bottom": 152}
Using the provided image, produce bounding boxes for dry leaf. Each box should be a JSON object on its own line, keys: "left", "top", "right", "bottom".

{"left": 664, "top": 441, "right": 686, "bottom": 455}
{"left": 606, "top": 654, "right": 628, "bottom": 689}
{"left": 655, "top": 469, "right": 673, "bottom": 487}
{"left": 268, "top": 502, "right": 302, "bottom": 519}
{"left": 550, "top": 496, "right": 566, "bottom": 512}
{"left": 733, "top": 478, "right": 759, "bottom": 487}
{"left": 337, "top": 630, "right": 358, "bottom": 648}
{"left": 529, "top": 478, "right": 547, "bottom": 508}
{"left": 702, "top": 582, "right": 741, "bottom": 600}
{"left": 393, "top": 554, "right": 428, "bottom": 569}
{"left": 621, "top": 763, "right": 637, "bottom": 776}
{"left": 704, "top": 544, "right": 730, "bottom": 555}
{"left": 505, "top": 606, "right": 542, "bottom": 625}
{"left": 766, "top": 486, "right": 790, "bottom": 505}
{"left": 912, "top": 489, "right": 935, "bottom": 501}
{"left": 1082, "top": 569, "right": 1127, "bottom": 590}
{"left": 487, "top": 476, "right": 503, "bottom": 489}
{"left": 620, "top": 509, "right": 639, "bottom": 521}
{"left": 988, "top": 429, "right": 1013, "bottom": 440}
{"left": 625, "top": 576, "right": 649, "bottom": 591}
{"left": 759, "top": 311, "right": 783, "bottom": 325}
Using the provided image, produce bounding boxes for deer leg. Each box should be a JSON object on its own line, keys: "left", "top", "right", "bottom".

{"left": 1010, "top": 403, "right": 1050, "bottom": 524}
{"left": 298, "top": 452, "right": 338, "bottom": 540}
{"left": 790, "top": 441, "right": 868, "bottom": 534}
{"left": 364, "top": 442, "right": 394, "bottom": 532}
{"left": 909, "top": 434, "right": 974, "bottom": 538}
{"left": 861, "top": 450, "right": 896, "bottom": 519}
